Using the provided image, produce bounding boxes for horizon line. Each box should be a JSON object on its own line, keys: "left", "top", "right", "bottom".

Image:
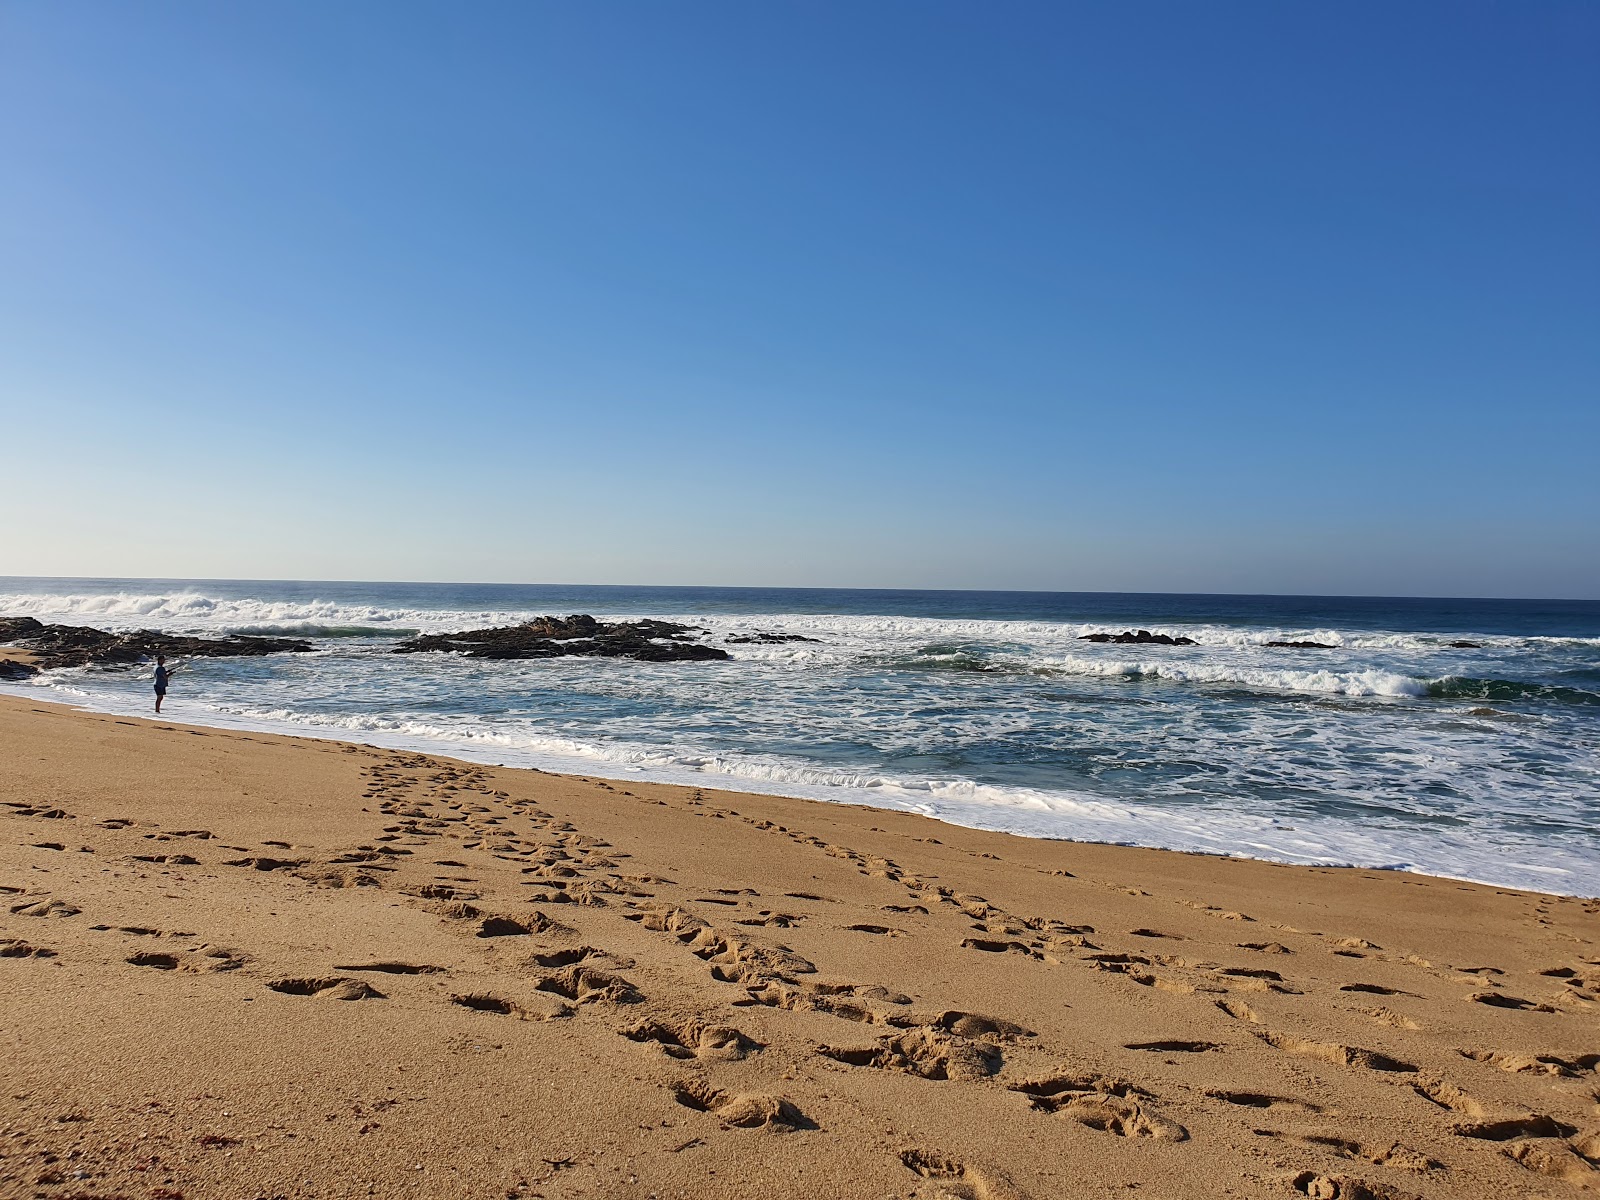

{"left": 1, "top": 573, "right": 1595, "bottom": 606}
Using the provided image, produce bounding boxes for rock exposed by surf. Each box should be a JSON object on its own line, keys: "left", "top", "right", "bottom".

{"left": 1264, "top": 640, "right": 1338, "bottom": 649}
{"left": 0, "top": 616, "right": 314, "bottom": 673}
{"left": 1079, "top": 629, "right": 1197, "bottom": 646}
{"left": 393, "top": 615, "right": 730, "bottom": 663}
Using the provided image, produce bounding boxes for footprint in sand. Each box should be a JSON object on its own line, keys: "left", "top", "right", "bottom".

{"left": 126, "top": 946, "right": 247, "bottom": 973}
{"left": 1467, "top": 990, "right": 1556, "bottom": 1012}
{"left": 1290, "top": 1171, "right": 1421, "bottom": 1200}
{"left": 1363, "top": 1007, "right": 1423, "bottom": 1031}
{"left": 267, "top": 976, "right": 385, "bottom": 1000}
{"left": 1007, "top": 1075, "right": 1188, "bottom": 1142}
{"left": 127, "top": 951, "right": 182, "bottom": 970}
{"left": 9, "top": 898, "right": 80, "bottom": 918}
{"left": 1411, "top": 1076, "right": 1489, "bottom": 1118}
{"left": 450, "top": 992, "right": 569, "bottom": 1021}
{"left": 1254, "top": 1030, "right": 1417, "bottom": 1074}
{"left": 820, "top": 1028, "right": 1003, "bottom": 1082}
{"left": 1459, "top": 1048, "right": 1600, "bottom": 1077}
{"left": 334, "top": 961, "right": 445, "bottom": 975}
{"left": 1338, "top": 983, "right": 1417, "bottom": 996}
{"left": 222, "top": 855, "right": 306, "bottom": 872}
{"left": 961, "top": 937, "right": 1041, "bottom": 959}
{"left": 734, "top": 911, "right": 804, "bottom": 928}
{"left": 0, "top": 938, "right": 58, "bottom": 959}
{"left": 404, "top": 883, "right": 481, "bottom": 901}
{"left": 669, "top": 1080, "right": 811, "bottom": 1132}
{"left": 621, "top": 1015, "right": 761, "bottom": 1061}
{"left": 1276, "top": 1133, "right": 1439, "bottom": 1172}
{"left": 1207, "top": 1089, "right": 1322, "bottom": 1113}
{"left": 526, "top": 946, "right": 602, "bottom": 968}
{"left": 3, "top": 802, "right": 73, "bottom": 820}
{"left": 533, "top": 964, "right": 641, "bottom": 1005}
{"left": 899, "top": 1148, "right": 1029, "bottom": 1200}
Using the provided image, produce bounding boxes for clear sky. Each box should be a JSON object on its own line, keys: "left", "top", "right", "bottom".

{"left": 2, "top": 2, "right": 1596, "bottom": 597}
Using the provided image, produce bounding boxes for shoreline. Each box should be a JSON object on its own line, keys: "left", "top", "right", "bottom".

{"left": 3, "top": 692, "right": 1598, "bottom": 1197}
{"left": 2, "top": 680, "right": 1593, "bottom": 900}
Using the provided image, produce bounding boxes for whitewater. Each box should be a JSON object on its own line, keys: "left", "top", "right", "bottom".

{"left": 3, "top": 577, "right": 1597, "bottom": 895}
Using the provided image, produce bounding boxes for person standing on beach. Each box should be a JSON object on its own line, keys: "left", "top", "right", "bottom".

{"left": 153, "top": 655, "right": 173, "bottom": 713}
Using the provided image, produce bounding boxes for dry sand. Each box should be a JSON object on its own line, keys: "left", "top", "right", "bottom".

{"left": 1, "top": 693, "right": 1597, "bottom": 1199}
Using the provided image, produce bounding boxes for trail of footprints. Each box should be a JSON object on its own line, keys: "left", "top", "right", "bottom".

{"left": 7, "top": 754, "right": 1599, "bottom": 1197}
{"left": 645, "top": 788, "right": 1600, "bottom": 1195}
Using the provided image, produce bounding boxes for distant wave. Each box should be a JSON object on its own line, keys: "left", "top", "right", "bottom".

{"left": 0, "top": 589, "right": 1567, "bottom": 657}
{"left": 0, "top": 591, "right": 499, "bottom": 634}
{"left": 1025, "top": 654, "right": 1427, "bottom": 697}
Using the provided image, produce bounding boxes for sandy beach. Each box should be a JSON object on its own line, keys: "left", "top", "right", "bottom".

{"left": 2, "top": 693, "right": 1597, "bottom": 1199}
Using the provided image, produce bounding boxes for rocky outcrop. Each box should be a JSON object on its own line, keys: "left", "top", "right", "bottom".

{"left": 726, "top": 632, "right": 820, "bottom": 645}
{"left": 1079, "top": 630, "right": 1197, "bottom": 646}
{"left": 0, "top": 619, "right": 313, "bottom": 671}
{"left": 0, "top": 617, "right": 45, "bottom": 642}
{"left": 0, "top": 658, "right": 37, "bottom": 681}
{"left": 1264, "top": 640, "right": 1338, "bottom": 649}
{"left": 1447, "top": 641, "right": 1483, "bottom": 649}
{"left": 393, "top": 615, "right": 730, "bottom": 663}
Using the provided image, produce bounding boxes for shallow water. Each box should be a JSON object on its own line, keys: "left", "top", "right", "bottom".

{"left": 4, "top": 577, "right": 1597, "bottom": 894}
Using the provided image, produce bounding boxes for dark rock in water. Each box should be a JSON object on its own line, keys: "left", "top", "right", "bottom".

{"left": 0, "top": 658, "right": 38, "bottom": 681}
{"left": 1078, "top": 629, "right": 1197, "bottom": 647}
{"left": 393, "top": 615, "right": 730, "bottom": 663}
{"left": 0, "top": 619, "right": 314, "bottom": 671}
{"left": 0, "top": 617, "right": 44, "bottom": 642}
{"left": 726, "top": 632, "right": 821, "bottom": 645}
{"left": 1447, "top": 641, "right": 1483, "bottom": 649}
{"left": 1264, "top": 640, "right": 1338, "bottom": 649}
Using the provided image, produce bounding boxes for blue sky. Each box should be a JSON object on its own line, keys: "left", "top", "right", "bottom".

{"left": 3, "top": 2, "right": 1596, "bottom": 596}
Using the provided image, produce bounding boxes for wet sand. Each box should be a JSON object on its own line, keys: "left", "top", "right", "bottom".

{"left": 2, "top": 694, "right": 1597, "bottom": 1198}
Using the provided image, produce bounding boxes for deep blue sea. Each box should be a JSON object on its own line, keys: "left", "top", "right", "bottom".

{"left": 4, "top": 577, "right": 1597, "bottom": 894}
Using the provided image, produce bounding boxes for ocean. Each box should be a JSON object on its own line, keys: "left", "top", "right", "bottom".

{"left": 3, "top": 577, "right": 1597, "bottom": 895}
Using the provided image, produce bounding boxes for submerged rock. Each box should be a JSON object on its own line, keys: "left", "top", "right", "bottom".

{"left": 1078, "top": 630, "right": 1197, "bottom": 647}
{"left": 0, "top": 658, "right": 37, "bottom": 681}
{"left": 393, "top": 615, "right": 730, "bottom": 663}
{"left": 0, "top": 619, "right": 313, "bottom": 671}
{"left": 1447, "top": 641, "right": 1483, "bottom": 649}
{"left": 1264, "top": 640, "right": 1338, "bottom": 649}
{"left": 726, "top": 632, "right": 821, "bottom": 645}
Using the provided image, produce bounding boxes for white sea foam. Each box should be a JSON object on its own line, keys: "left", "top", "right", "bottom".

{"left": 4, "top": 584, "right": 1595, "bottom": 895}
{"left": 4, "top": 671, "right": 1593, "bottom": 895}
{"left": 1026, "top": 654, "right": 1428, "bottom": 697}
{"left": 0, "top": 588, "right": 1533, "bottom": 655}
{"left": 0, "top": 590, "right": 483, "bottom": 633}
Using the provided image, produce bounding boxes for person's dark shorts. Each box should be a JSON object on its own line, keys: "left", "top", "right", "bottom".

{"left": 154, "top": 686, "right": 166, "bottom": 696}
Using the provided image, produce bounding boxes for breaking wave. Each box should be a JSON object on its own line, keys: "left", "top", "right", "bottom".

{"left": 1029, "top": 655, "right": 1427, "bottom": 697}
